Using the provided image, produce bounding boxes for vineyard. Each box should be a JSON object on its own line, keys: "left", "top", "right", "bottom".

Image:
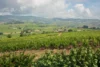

{"left": 0, "top": 31, "right": 100, "bottom": 52}
{"left": 0, "top": 30, "right": 100, "bottom": 67}
{"left": 0, "top": 47, "right": 100, "bottom": 67}
{"left": 34, "top": 47, "right": 100, "bottom": 67}
{"left": 0, "top": 0, "right": 100, "bottom": 66}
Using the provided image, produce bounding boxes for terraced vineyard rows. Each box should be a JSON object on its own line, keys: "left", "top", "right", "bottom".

{"left": 0, "top": 31, "right": 100, "bottom": 52}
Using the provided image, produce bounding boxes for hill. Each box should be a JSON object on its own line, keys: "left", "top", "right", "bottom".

{"left": 0, "top": 15, "right": 100, "bottom": 27}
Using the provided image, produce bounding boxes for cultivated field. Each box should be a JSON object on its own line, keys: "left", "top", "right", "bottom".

{"left": 0, "top": 22, "right": 100, "bottom": 67}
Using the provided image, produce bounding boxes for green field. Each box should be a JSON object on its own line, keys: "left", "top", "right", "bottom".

{"left": 0, "top": 22, "right": 100, "bottom": 67}
{"left": 0, "top": 30, "right": 100, "bottom": 52}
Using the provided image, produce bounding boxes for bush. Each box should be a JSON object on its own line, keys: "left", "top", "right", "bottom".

{"left": 34, "top": 47, "right": 100, "bottom": 67}
{"left": 7, "top": 34, "right": 12, "bottom": 38}
{"left": 0, "top": 52, "right": 35, "bottom": 67}
{"left": 0, "top": 47, "right": 100, "bottom": 67}
{"left": 68, "top": 29, "right": 73, "bottom": 32}
{"left": 0, "top": 32, "right": 3, "bottom": 35}
{"left": 20, "top": 32, "right": 24, "bottom": 37}
{"left": 83, "top": 25, "right": 88, "bottom": 28}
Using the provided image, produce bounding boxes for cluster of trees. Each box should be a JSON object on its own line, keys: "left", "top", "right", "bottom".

{"left": 7, "top": 34, "right": 12, "bottom": 38}
{"left": 5, "top": 21, "right": 24, "bottom": 24}
{"left": 20, "top": 29, "right": 33, "bottom": 37}
{"left": 78, "top": 25, "right": 100, "bottom": 29}
{"left": 82, "top": 25, "right": 88, "bottom": 28}
{"left": 0, "top": 32, "right": 12, "bottom": 38}
{"left": 55, "top": 27, "right": 74, "bottom": 33}
{"left": 0, "top": 32, "right": 3, "bottom": 35}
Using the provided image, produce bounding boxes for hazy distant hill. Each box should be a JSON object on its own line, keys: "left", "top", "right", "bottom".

{"left": 0, "top": 15, "right": 100, "bottom": 27}
{"left": 0, "top": 15, "right": 52, "bottom": 23}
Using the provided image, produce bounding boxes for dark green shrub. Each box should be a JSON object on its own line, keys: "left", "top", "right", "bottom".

{"left": 7, "top": 34, "right": 12, "bottom": 38}
{"left": 68, "top": 29, "right": 73, "bottom": 32}
{"left": 0, "top": 32, "right": 3, "bottom": 35}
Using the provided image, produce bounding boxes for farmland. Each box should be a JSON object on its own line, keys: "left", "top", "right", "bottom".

{"left": 0, "top": 47, "right": 100, "bottom": 67}
{"left": 0, "top": 31, "right": 100, "bottom": 52}
{"left": 0, "top": 19, "right": 100, "bottom": 67}
{"left": 0, "top": 0, "right": 100, "bottom": 66}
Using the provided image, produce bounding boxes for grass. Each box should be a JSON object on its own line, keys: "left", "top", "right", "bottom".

{"left": 0, "top": 23, "right": 57, "bottom": 38}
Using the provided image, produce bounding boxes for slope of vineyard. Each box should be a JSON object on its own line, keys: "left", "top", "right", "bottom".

{"left": 34, "top": 47, "right": 100, "bottom": 67}
{"left": 0, "top": 47, "right": 100, "bottom": 67}
{"left": 0, "top": 31, "right": 100, "bottom": 52}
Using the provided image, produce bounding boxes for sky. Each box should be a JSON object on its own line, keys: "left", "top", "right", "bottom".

{"left": 0, "top": 0, "right": 100, "bottom": 19}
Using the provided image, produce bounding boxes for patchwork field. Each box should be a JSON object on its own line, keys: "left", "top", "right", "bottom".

{"left": 0, "top": 22, "right": 100, "bottom": 67}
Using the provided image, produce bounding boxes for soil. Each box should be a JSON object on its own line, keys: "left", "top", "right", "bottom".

{"left": 58, "top": 32, "right": 62, "bottom": 36}
{"left": 0, "top": 49, "right": 70, "bottom": 60}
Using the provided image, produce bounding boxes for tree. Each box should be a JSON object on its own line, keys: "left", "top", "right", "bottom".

{"left": 0, "top": 32, "right": 3, "bottom": 35}
{"left": 7, "top": 34, "right": 12, "bottom": 38}
{"left": 68, "top": 29, "right": 73, "bottom": 32}
{"left": 83, "top": 25, "right": 88, "bottom": 28}
{"left": 20, "top": 31, "right": 24, "bottom": 37}
{"left": 90, "top": 27, "right": 96, "bottom": 29}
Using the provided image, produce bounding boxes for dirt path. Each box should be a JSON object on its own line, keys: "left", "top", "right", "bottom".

{"left": 0, "top": 49, "right": 70, "bottom": 60}
{"left": 4, "top": 32, "right": 20, "bottom": 35}
{"left": 58, "top": 32, "right": 62, "bottom": 36}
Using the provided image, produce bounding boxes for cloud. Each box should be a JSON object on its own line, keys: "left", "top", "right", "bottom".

{"left": 16, "top": 0, "right": 69, "bottom": 18}
{"left": 0, "top": 12, "right": 12, "bottom": 15}
{"left": 0, "top": 0, "right": 99, "bottom": 19}
{"left": 74, "top": 4, "right": 92, "bottom": 18}
{"left": 66, "top": 0, "right": 87, "bottom": 2}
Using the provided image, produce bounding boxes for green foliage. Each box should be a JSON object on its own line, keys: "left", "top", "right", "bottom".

{"left": 0, "top": 52, "right": 35, "bottom": 67}
{"left": 7, "top": 34, "right": 12, "bottom": 38}
{"left": 83, "top": 25, "right": 88, "bottom": 28}
{"left": 34, "top": 47, "right": 100, "bottom": 67}
{"left": 0, "top": 32, "right": 3, "bottom": 35}
{"left": 68, "top": 29, "right": 73, "bottom": 32}
{"left": 0, "top": 31, "right": 100, "bottom": 52}
{"left": 0, "top": 47, "right": 100, "bottom": 67}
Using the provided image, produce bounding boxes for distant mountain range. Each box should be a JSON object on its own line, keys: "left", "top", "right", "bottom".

{"left": 0, "top": 15, "right": 100, "bottom": 27}
{"left": 0, "top": 15, "right": 47, "bottom": 22}
{"left": 0, "top": 15, "right": 99, "bottom": 22}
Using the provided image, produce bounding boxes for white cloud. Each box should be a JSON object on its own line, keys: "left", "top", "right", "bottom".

{"left": 75, "top": 4, "right": 85, "bottom": 12}
{"left": 0, "top": 8, "right": 14, "bottom": 15}
{"left": 0, "top": 0, "right": 96, "bottom": 19}
{"left": 74, "top": 4, "right": 92, "bottom": 18}
{"left": 17, "top": 0, "right": 52, "bottom": 9}
{"left": 17, "top": 0, "right": 70, "bottom": 18}
{"left": 17, "top": 0, "right": 93, "bottom": 19}
{"left": 0, "top": 12, "right": 12, "bottom": 15}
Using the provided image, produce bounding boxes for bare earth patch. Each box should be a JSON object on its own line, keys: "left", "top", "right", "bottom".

{"left": 58, "top": 32, "right": 62, "bottom": 36}
{"left": 0, "top": 49, "right": 70, "bottom": 60}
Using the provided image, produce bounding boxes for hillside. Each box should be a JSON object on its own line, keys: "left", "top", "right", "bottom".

{"left": 0, "top": 15, "right": 100, "bottom": 28}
